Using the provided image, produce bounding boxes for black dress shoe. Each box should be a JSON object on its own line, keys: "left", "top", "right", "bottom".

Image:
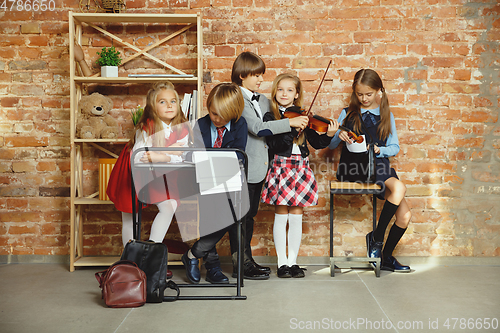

{"left": 290, "top": 265, "right": 306, "bottom": 278}
{"left": 366, "top": 231, "right": 383, "bottom": 259}
{"left": 382, "top": 256, "right": 410, "bottom": 272}
{"left": 232, "top": 263, "right": 270, "bottom": 280}
{"left": 277, "top": 265, "right": 292, "bottom": 278}
{"left": 206, "top": 267, "right": 229, "bottom": 284}
{"left": 181, "top": 252, "right": 200, "bottom": 284}
{"left": 251, "top": 260, "right": 271, "bottom": 273}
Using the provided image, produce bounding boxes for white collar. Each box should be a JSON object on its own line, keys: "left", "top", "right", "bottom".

{"left": 361, "top": 106, "right": 380, "bottom": 115}
{"left": 240, "top": 86, "right": 255, "bottom": 100}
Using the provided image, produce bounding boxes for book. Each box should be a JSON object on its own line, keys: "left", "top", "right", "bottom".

{"left": 181, "top": 93, "right": 191, "bottom": 118}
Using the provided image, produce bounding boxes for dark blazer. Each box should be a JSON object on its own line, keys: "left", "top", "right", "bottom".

{"left": 263, "top": 111, "right": 332, "bottom": 158}
{"left": 192, "top": 114, "right": 248, "bottom": 161}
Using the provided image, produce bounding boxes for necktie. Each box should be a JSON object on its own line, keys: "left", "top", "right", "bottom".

{"left": 251, "top": 94, "right": 260, "bottom": 102}
{"left": 213, "top": 127, "right": 226, "bottom": 148}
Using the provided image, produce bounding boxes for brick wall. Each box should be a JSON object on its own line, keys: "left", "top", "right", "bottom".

{"left": 0, "top": 0, "right": 499, "bottom": 259}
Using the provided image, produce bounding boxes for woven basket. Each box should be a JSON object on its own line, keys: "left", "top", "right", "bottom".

{"left": 101, "top": 0, "right": 116, "bottom": 9}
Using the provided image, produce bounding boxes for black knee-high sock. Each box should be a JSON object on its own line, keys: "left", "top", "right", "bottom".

{"left": 373, "top": 201, "right": 399, "bottom": 242}
{"left": 382, "top": 224, "right": 407, "bottom": 258}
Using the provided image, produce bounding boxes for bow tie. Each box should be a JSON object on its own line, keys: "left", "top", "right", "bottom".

{"left": 251, "top": 94, "right": 260, "bottom": 102}
{"left": 362, "top": 112, "right": 377, "bottom": 126}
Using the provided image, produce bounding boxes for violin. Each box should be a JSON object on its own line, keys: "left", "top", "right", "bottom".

{"left": 280, "top": 59, "right": 364, "bottom": 144}
{"left": 283, "top": 107, "right": 364, "bottom": 143}
{"left": 283, "top": 60, "right": 332, "bottom": 138}
{"left": 339, "top": 125, "right": 364, "bottom": 143}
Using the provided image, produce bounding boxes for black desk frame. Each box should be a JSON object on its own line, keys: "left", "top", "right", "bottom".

{"left": 131, "top": 147, "right": 248, "bottom": 300}
{"left": 329, "top": 181, "right": 383, "bottom": 277}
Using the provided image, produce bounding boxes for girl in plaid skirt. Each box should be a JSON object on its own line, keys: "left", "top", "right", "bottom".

{"left": 261, "top": 73, "right": 338, "bottom": 278}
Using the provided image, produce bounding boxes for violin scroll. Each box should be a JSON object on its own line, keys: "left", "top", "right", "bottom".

{"left": 339, "top": 125, "right": 364, "bottom": 144}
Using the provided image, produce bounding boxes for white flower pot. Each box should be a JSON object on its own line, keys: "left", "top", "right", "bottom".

{"left": 101, "top": 66, "right": 118, "bottom": 77}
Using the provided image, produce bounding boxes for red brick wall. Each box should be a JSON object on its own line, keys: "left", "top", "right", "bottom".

{"left": 1, "top": 0, "right": 499, "bottom": 258}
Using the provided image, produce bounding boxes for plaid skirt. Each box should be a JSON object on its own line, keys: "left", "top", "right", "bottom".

{"left": 261, "top": 154, "right": 318, "bottom": 207}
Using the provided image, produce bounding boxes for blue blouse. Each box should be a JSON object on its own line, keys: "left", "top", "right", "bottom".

{"left": 328, "top": 107, "right": 400, "bottom": 158}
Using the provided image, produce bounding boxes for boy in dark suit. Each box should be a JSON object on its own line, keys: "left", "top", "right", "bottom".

{"left": 181, "top": 83, "right": 248, "bottom": 284}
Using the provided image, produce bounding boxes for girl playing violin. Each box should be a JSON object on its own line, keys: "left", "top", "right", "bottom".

{"left": 261, "top": 73, "right": 338, "bottom": 278}
{"left": 328, "top": 69, "right": 412, "bottom": 272}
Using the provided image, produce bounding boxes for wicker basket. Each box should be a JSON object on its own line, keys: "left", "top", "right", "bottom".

{"left": 101, "top": 0, "right": 116, "bottom": 9}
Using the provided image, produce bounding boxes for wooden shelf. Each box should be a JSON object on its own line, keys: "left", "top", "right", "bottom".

{"left": 71, "top": 12, "right": 198, "bottom": 24}
{"left": 74, "top": 256, "right": 121, "bottom": 267}
{"left": 74, "top": 76, "right": 199, "bottom": 84}
{"left": 69, "top": 11, "right": 203, "bottom": 272}
{"left": 74, "top": 197, "right": 113, "bottom": 205}
{"left": 74, "top": 138, "right": 129, "bottom": 143}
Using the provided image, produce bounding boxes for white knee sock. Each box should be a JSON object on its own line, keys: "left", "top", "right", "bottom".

{"left": 149, "top": 199, "right": 177, "bottom": 243}
{"left": 273, "top": 213, "right": 288, "bottom": 268}
{"left": 287, "top": 213, "right": 303, "bottom": 266}
{"left": 121, "top": 212, "right": 134, "bottom": 247}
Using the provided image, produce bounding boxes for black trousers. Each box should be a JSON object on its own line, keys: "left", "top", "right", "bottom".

{"left": 229, "top": 180, "right": 264, "bottom": 262}
{"left": 191, "top": 224, "right": 233, "bottom": 270}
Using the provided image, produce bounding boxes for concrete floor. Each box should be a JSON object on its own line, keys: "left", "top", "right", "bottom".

{"left": 1, "top": 258, "right": 500, "bottom": 333}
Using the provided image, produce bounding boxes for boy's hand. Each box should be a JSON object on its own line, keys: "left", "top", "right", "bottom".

{"left": 289, "top": 115, "right": 309, "bottom": 130}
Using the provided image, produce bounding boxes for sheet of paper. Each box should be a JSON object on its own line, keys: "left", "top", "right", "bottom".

{"left": 346, "top": 135, "right": 367, "bottom": 153}
{"left": 192, "top": 151, "right": 242, "bottom": 195}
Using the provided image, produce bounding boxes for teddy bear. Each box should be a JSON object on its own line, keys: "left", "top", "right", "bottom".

{"left": 77, "top": 92, "right": 120, "bottom": 139}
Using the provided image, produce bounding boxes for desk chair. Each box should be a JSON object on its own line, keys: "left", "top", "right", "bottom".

{"left": 329, "top": 180, "right": 383, "bottom": 277}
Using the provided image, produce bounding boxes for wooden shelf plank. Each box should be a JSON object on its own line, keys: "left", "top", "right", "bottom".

{"left": 72, "top": 13, "right": 199, "bottom": 24}
{"left": 74, "top": 256, "right": 120, "bottom": 266}
{"left": 75, "top": 197, "right": 113, "bottom": 205}
{"left": 74, "top": 77, "right": 198, "bottom": 84}
{"left": 74, "top": 139, "right": 129, "bottom": 143}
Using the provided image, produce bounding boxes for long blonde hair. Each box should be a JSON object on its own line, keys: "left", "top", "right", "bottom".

{"left": 345, "top": 69, "right": 391, "bottom": 140}
{"left": 128, "top": 81, "right": 187, "bottom": 147}
{"left": 270, "top": 73, "right": 305, "bottom": 145}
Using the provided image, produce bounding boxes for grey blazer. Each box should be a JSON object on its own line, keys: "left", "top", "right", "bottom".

{"left": 240, "top": 88, "right": 291, "bottom": 183}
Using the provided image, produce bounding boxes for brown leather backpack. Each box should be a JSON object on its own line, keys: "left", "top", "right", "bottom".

{"left": 95, "top": 260, "right": 147, "bottom": 308}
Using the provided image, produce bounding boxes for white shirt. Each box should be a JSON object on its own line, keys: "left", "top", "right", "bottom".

{"left": 241, "top": 86, "right": 263, "bottom": 119}
{"left": 132, "top": 121, "right": 189, "bottom": 164}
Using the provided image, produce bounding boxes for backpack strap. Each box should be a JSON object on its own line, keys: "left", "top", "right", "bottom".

{"left": 162, "top": 280, "right": 180, "bottom": 302}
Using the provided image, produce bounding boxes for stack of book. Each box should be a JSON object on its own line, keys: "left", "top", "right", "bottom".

{"left": 181, "top": 90, "right": 197, "bottom": 122}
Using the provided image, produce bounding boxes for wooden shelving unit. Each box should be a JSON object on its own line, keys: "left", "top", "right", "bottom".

{"left": 68, "top": 12, "right": 203, "bottom": 272}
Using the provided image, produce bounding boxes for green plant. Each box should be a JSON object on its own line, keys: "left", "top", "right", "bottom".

{"left": 96, "top": 46, "right": 122, "bottom": 67}
{"left": 130, "top": 105, "right": 144, "bottom": 126}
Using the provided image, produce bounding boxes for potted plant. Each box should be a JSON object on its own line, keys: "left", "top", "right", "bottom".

{"left": 96, "top": 46, "right": 121, "bottom": 77}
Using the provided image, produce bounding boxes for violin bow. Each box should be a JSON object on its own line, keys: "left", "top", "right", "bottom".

{"left": 296, "top": 59, "right": 332, "bottom": 137}
{"left": 306, "top": 59, "right": 332, "bottom": 116}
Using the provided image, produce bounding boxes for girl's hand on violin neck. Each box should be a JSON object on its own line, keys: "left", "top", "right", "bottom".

{"left": 326, "top": 120, "right": 339, "bottom": 137}
{"left": 288, "top": 115, "right": 309, "bottom": 130}
{"left": 339, "top": 130, "right": 353, "bottom": 144}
